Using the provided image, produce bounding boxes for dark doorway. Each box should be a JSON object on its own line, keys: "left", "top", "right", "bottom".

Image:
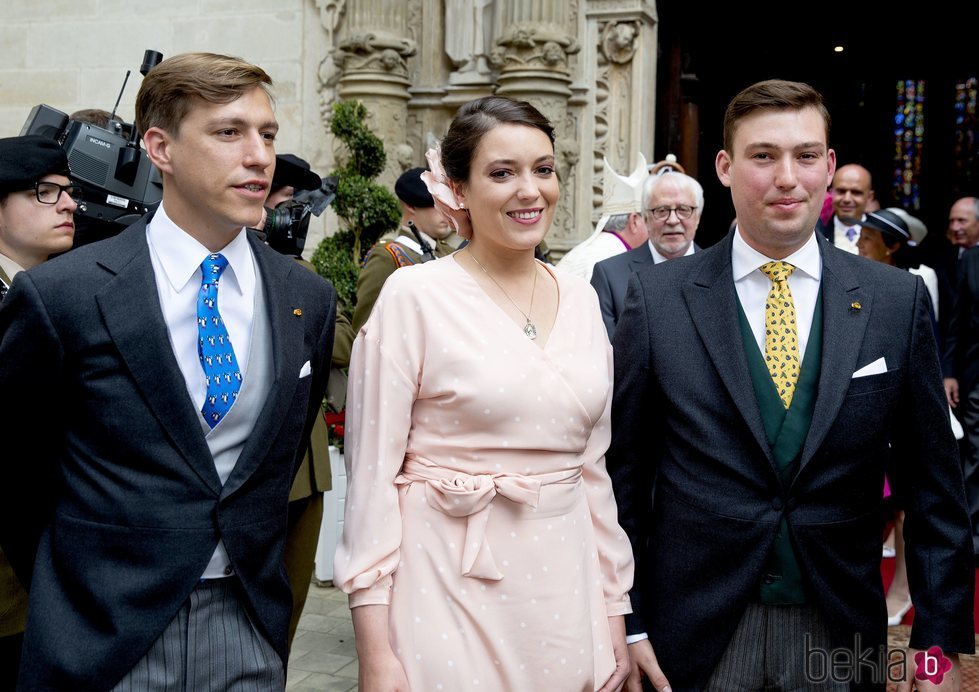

{"left": 655, "top": 3, "right": 979, "bottom": 248}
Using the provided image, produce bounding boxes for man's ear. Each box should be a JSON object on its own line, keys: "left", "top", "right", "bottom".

{"left": 142, "top": 127, "right": 175, "bottom": 175}
{"left": 715, "top": 149, "right": 733, "bottom": 188}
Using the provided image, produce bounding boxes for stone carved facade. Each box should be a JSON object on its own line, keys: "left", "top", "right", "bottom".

{"left": 316, "top": 0, "right": 658, "bottom": 254}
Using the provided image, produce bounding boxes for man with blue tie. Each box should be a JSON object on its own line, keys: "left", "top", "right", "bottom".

{"left": 0, "top": 52, "right": 336, "bottom": 689}
{"left": 816, "top": 163, "right": 875, "bottom": 254}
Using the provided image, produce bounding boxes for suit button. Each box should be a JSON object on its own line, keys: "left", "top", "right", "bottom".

{"left": 772, "top": 498, "right": 783, "bottom": 511}
{"left": 223, "top": 565, "right": 234, "bottom": 576}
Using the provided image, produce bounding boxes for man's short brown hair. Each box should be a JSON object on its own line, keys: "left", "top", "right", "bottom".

{"left": 722, "top": 79, "right": 830, "bottom": 153}
{"left": 135, "top": 52, "right": 273, "bottom": 135}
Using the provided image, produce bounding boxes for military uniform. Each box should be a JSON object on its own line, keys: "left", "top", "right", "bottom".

{"left": 332, "top": 231, "right": 454, "bottom": 368}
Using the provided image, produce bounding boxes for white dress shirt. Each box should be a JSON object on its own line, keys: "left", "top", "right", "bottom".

{"left": 648, "top": 239, "right": 696, "bottom": 264}
{"left": 732, "top": 228, "right": 822, "bottom": 363}
{"left": 0, "top": 252, "right": 24, "bottom": 281}
{"left": 146, "top": 205, "right": 260, "bottom": 579}
{"left": 832, "top": 215, "right": 862, "bottom": 255}
{"left": 146, "top": 204, "right": 257, "bottom": 433}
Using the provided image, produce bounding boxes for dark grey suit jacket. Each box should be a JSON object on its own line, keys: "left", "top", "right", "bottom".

{"left": 607, "top": 231, "right": 974, "bottom": 691}
{"left": 590, "top": 244, "right": 655, "bottom": 339}
{"left": 0, "top": 216, "right": 336, "bottom": 689}
{"left": 590, "top": 243, "right": 700, "bottom": 339}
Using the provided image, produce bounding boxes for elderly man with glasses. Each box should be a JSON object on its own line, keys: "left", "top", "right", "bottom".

{"left": 0, "top": 135, "right": 79, "bottom": 302}
{"left": 591, "top": 170, "right": 703, "bottom": 338}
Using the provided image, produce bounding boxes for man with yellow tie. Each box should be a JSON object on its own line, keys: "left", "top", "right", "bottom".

{"left": 607, "top": 80, "right": 973, "bottom": 692}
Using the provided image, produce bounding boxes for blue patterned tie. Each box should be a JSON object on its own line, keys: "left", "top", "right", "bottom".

{"left": 197, "top": 253, "right": 241, "bottom": 428}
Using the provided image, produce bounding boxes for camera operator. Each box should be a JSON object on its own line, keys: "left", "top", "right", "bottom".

{"left": 258, "top": 153, "right": 336, "bottom": 648}
{"left": 0, "top": 135, "right": 76, "bottom": 687}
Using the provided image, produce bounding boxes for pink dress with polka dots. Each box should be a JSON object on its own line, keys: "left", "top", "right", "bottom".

{"left": 334, "top": 254, "right": 634, "bottom": 691}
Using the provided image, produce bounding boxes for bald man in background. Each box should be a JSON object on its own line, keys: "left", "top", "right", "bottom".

{"left": 816, "top": 163, "right": 875, "bottom": 254}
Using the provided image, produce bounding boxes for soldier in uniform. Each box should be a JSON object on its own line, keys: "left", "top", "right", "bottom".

{"left": 0, "top": 136, "right": 77, "bottom": 301}
{"left": 0, "top": 135, "right": 77, "bottom": 688}
{"left": 332, "top": 167, "right": 457, "bottom": 367}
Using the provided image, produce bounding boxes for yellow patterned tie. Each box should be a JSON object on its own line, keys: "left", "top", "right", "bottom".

{"left": 759, "top": 261, "right": 800, "bottom": 409}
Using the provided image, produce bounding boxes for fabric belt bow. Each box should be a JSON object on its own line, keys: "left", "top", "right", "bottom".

{"left": 396, "top": 458, "right": 581, "bottom": 580}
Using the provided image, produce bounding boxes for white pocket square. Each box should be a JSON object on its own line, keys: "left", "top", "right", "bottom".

{"left": 299, "top": 360, "right": 312, "bottom": 378}
{"left": 852, "top": 357, "right": 887, "bottom": 379}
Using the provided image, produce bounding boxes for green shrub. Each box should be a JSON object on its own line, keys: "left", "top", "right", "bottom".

{"left": 312, "top": 99, "right": 401, "bottom": 298}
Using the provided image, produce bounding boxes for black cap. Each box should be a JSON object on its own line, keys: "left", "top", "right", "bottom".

{"left": 853, "top": 209, "right": 911, "bottom": 244}
{"left": 0, "top": 135, "right": 70, "bottom": 195}
{"left": 272, "top": 154, "right": 322, "bottom": 192}
{"left": 394, "top": 167, "right": 435, "bottom": 208}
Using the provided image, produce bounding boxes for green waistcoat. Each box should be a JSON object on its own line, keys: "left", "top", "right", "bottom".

{"left": 736, "top": 292, "right": 823, "bottom": 604}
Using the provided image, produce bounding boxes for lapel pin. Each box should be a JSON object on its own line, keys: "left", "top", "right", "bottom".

{"left": 293, "top": 308, "right": 303, "bottom": 317}
{"left": 850, "top": 301, "right": 861, "bottom": 311}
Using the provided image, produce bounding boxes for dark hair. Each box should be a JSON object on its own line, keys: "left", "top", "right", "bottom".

{"left": 723, "top": 79, "right": 831, "bottom": 153}
{"left": 440, "top": 96, "right": 555, "bottom": 183}
{"left": 70, "top": 108, "right": 118, "bottom": 128}
{"left": 136, "top": 52, "right": 273, "bottom": 135}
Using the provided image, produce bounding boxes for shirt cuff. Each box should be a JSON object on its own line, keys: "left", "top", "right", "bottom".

{"left": 626, "top": 632, "right": 649, "bottom": 644}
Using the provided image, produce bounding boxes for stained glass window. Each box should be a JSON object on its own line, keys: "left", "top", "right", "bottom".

{"left": 893, "top": 80, "right": 925, "bottom": 210}
{"left": 953, "top": 77, "right": 978, "bottom": 192}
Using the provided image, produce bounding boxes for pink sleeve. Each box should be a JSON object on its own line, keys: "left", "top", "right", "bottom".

{"left": 332, "top": 276, "right": 421, "bottom": 608}
{"left": 581, "top": 324, "right": 635, "bottom": 616}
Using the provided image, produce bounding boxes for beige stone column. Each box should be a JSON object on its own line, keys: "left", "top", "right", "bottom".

{"left": 332, "top": 0, "right": 417, "bottom": 188}
{"left": 582, "top": 0, "right": 658, "bottom": 233}
{"left": 490, "top": 3, "right": 582, "bottom": 249}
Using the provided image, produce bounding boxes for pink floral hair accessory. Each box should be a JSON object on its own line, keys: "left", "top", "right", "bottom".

{"left": 421, "top": 145, "right": 473, "bottom": 240}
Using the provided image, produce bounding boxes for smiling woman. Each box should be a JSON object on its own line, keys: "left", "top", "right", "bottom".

{"left": 335, "top": 96, "right": 635, "bottom": 692}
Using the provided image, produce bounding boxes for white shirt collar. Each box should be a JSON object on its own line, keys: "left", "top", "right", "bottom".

{"left": 147, "top": 204, "right": 254, "bottom": 297}
{"left": 732, "top": 227, "right": 822, "bottom": 282}
{"left": 647, "top": 239, "right": 696, "bottom": 264}
{"left": 834, "top": 213, "right": 865, "bottom": 230}
{"left": 0, "top": 252, "right": 25, "bottom": 280}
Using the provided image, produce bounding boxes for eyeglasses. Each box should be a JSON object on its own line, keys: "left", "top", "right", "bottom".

{"left": 33, "top": 181, "right": 82, "bottom": 205}
{"left": 646, "top": 204, "right": 696, "bottom": 221}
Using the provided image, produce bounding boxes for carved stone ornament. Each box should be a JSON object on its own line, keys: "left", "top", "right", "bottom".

{"left": 315, "top": 0, "right": 346, "bottom": 45}
{"left": 493, "top": 22, "right": 580, "bottom": 73}
{"left": 600, "top": 20, "right": 638, "bottom": 65}
{"left": 336, "top": 33, "right": 418, "bottom": 77}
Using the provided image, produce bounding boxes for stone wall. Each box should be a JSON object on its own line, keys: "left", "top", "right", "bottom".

{"left": 0, "top": 0, "right": 659, "bottom": 257}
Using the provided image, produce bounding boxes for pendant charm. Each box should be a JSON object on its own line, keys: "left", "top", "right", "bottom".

{"left": 523, "top": 321, "right": 538, "bottom": 340}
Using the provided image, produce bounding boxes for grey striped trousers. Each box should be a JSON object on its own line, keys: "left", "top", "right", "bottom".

{"left": 705, "top": 603, "right": 851, "bottom": 691}
{"left": 111, "top": 578, "right": 284, "bottom": 692}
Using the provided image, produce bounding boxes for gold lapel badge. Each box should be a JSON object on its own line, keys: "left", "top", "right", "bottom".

{"left": 293, "top": 308, "right": 303, "bottom": 317}
{"left": 850, "top": 301, "right": 862, "bottom": 311}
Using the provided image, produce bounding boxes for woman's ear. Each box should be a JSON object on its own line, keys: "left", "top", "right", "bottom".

{"left": 449, "top": 180, "right": 466, "bottom": 209}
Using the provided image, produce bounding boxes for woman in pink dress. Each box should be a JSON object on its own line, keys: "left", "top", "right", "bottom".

{"left": 334, "top": 96, "right": 634, "bottom": 691}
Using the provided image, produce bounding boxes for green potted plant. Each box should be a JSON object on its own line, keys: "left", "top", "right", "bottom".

{"left": 311, "top": 99, "right": 401, "bottom": 452}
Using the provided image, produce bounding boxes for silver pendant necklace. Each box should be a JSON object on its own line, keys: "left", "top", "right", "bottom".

{"left": 468, "top": 250, "right": 539, "bottom": 339}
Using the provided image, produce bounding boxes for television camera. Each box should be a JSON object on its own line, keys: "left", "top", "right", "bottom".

{"left": 20, "top": 50, "right": 164, "bottom": 242}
